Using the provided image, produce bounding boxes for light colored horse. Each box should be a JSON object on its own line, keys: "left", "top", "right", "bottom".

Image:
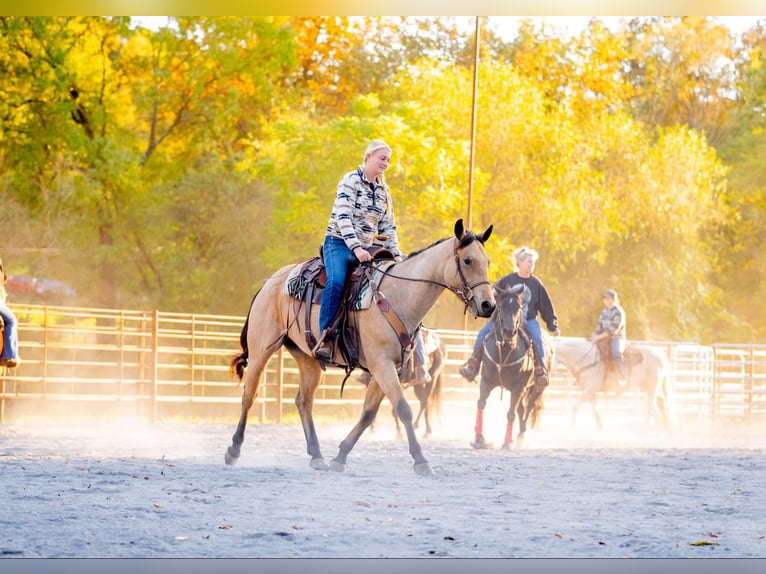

{"left": 553, "top": 337, "right": 676, "bottom": 429}
{"left": 225, "top": 219, "right": 496, "bottom": 476}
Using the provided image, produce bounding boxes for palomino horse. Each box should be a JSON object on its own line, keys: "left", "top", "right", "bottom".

{"left": 225, "top": 219, "right": 496, "bottom": 476}
{"left": 357, "top": 327, "right": 447, "bottom": 439}
{"left": 471, "top": 284, "right": 552, "bottom": 450}
{"left": 553, "top": 338, "right": 675, "bottom": 430}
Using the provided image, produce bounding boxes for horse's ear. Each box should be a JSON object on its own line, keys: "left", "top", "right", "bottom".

{"left": 478, "top": 224, "right": 493, "bottom": 244}
{"left": 454, "top": 219, "right": 465, "bottom": 239}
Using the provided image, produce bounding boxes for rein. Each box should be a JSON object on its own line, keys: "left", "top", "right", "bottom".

{"left": 362, "top": 235, "right": 489, "bottom": 367}
{"left": 374, "top": 238, "right": 491, "bottom": 314}
{"left": 482, "top": 309, "right": 528, "bottom": 373}
{"left": 569, "top": 341, "right": 601, "bottom": 379}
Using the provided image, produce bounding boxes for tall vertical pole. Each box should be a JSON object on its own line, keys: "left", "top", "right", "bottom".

{"left": 464, "top": 16, "right": 481, "bottom": 334}
{"left": 466, "top": 16, "right": 481, "bottom": 232}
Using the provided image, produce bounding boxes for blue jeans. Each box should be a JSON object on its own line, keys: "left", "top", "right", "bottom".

{"left": 319, "top": 236, "right": 359, "bottom": 333}
{"left": 472, "top": 320, "right": 494, "bottom": 354}
{"left": 473, "top": 317, "right": 545, "bottom": 361}
{"left": 525, "top": 318, "right": 545, "bottom": 361}
{"left": 610, "top": 337, "right": 626, "bottom": 361}
{"left": 0, "top": 300, "right": 19, "bottom": 360}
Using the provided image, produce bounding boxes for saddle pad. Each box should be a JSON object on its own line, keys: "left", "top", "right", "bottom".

{"left": 284, "top": 259, "right": 395, "bottom": 311}
{"left": 285, "top": 258, "right": 321, "bottom": 299}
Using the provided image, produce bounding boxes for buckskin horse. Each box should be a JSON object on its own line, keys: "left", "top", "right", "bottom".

{"left": 471, "top": 283, "right": 552, "bottom": 450}
{"left": 553, "top": 337, "right": 676, "bottom": 430}
{"left": 225, "top": 219, "right": 496, "bottom": 476}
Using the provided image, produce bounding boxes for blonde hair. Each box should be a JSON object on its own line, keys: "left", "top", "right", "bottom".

{"left": 362, "top": 140, "right": 392, "bottom": 184}
{"left": 364, "top": 140, "right": 392, "bottom": 163}
{"left": 512, "top": 246, "right": 539, "bottom": 270}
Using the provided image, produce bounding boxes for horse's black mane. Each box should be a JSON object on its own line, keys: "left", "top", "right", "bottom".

{"left": 406, "top": 237, "right": 449, "bottom": 259}
{"left": 405, "top": 231, "right": 480, "bottom": 260}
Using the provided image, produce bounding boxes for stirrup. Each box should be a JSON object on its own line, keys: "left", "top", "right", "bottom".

{"left": 459, "top": 359, "right": 479, "bottom": 382}
{"left": 312, "top": 331, "right": 335, "bottom": 361}
{"left": 534, "top": 367, "right": 549, "bottom": 389}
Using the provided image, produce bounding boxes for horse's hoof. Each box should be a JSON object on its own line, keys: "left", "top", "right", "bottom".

{"left": 414, "top": 462, "right": 434, "bottom": 477}
{"left": 329, "top": 460, "right": 347, "bottom": 472}
{"left": 310, "top": 457, "right": 329, "bottom": 471}
{"left": 501, "top": 442, "right": 512, "bottom": 451}
{"left": 470, "top": 436, "right": 493, "bottom": 449}
{"left": 224, "top": 447, "right": 239, "bottom": 465}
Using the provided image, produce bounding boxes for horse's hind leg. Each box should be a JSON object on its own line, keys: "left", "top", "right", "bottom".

{"left": 413, "top": 384, "right": 430, "bottom": 437}
{"left": 225, "top": 357, "right": 267, "bottom": 465}
{"left": 392, "top": 405, "right": 403, "bottom": 440}
{"left": 502, "top": 390, "right": 522, "bottom": 450}
{"left": 331, "top": 378, "right": 387, "bottom": 472}
{"left": 293, "top": 354, "right": 329, "bottom": 470}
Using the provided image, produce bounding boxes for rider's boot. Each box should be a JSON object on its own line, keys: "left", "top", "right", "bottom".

{"left": 312, "top": 328, "right": 337, "bottom": 361}
{"left": 459, "top": 346, "right": 484, "bottom": 382}
{"left": 532, "top": 346, "right": 549, "bottom": 391}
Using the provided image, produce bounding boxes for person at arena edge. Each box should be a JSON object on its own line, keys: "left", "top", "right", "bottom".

{"left": 459, "top": 246, "right": 560, "bottom": 387}
{"left": 589, "top": 289, "right": 627, "bottom": 385}
{"left": 312, "top": 140, "right": 431, "bottom": 385}
{"left": 0, "top": 257, "right": 21, "bottom": 368}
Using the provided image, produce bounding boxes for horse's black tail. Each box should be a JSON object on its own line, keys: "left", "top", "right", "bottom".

{"left": 229, "top": 287, "right": 263, "bottom": 383}
{"left": 527, "top": 388, "right": 545, "bottom": 429}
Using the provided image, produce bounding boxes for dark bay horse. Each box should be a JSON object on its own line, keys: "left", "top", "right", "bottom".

{"left": 225, "top": 219, "right": 496, "bottom": 476}
{"left": 357, "top": 327, "right": 446, "bottom": 439}
{"left": 553, "top": 337, "right": 676, "bottom": 429}
{"left": 471, "top": 284, "right": 552, "bottom": 450}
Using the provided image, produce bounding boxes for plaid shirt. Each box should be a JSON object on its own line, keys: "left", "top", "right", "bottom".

{"left": 324, "top": 167, "right": 402, "bottom": 258}
{"left": 593, "top": 304, "right": 627, "bottom": 340}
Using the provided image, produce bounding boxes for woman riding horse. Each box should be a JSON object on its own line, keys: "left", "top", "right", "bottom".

{"left": 226, "top": 219, "right": 496, "bottom": 475}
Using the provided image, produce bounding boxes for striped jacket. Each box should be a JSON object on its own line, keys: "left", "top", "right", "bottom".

{"left": 324, "top": 167, "right": 402, "bottom": 258}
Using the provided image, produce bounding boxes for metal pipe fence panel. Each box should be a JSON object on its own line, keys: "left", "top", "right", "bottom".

{"left": 2, "top": 304, "right": 766, "bottom": 425}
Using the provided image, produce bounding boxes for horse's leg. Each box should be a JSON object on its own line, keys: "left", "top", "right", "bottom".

{"left": 421, "top": 391, "right": 432, "bottom": 439}
{"left": 501, "top": 408, "right": 516, "bottom": 450}
{"left": 395, "top": 389, "right": 434, "bottom": 475}
{"left": 292, "top": 353, "right": 329, "bottom": 470}
{"left": 393, "top": 405, "right": 403, "bottom": 440}
{"left": 331, "top": 378, "right": 387, "bottom": 472}
{"left": 380, "top": 364, "right": 432, "bottom": 475}
{"left": 471, "top": 379, "right": 493, "bottom": 449}
{"left": 225, "top": 354, "right": 269, "bottom": 465}
{"left": 502, "top": 386, "right": 523, "bottom": 450}
{"left": 413, "top": 383, "right": 430, "bottom": 437}
{"left": 590, "top": 396, "right": 604, "bottom": 430}
{"left": 656, "top": 378, "right": 673, "bottom": 429}
{"left": 382, "top": 370, "right": 432, "bottom": 475}
{"left": 571, "top": 391, "right": 587, "bottom": 428}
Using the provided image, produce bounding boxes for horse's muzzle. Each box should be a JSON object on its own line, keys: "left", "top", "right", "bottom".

{"left": 476, "top": 299, "right": 496, "bottom": 318}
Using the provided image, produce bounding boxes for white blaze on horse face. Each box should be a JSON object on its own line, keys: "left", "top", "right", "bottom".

{"left": 458, "top": 238, "right": 495, "bottom": 318}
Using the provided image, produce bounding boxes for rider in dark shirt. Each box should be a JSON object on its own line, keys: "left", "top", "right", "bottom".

{"left": 459, "top": 246, "right": 559, "bottom": 386}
